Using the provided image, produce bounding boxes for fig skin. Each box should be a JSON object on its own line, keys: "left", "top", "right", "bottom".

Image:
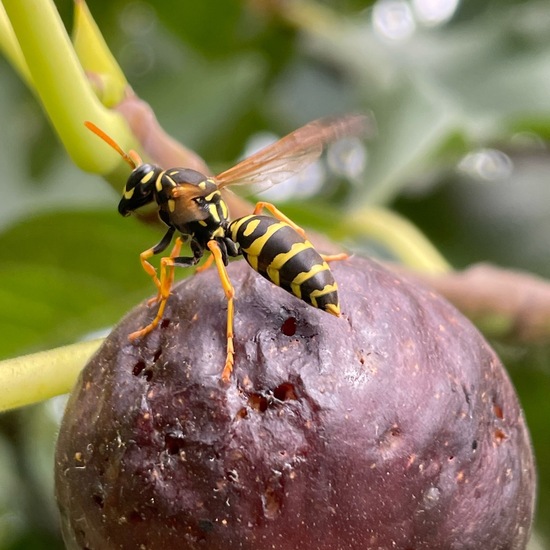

{"left": 55, "top": 257, "right": 535, "bottom": 550}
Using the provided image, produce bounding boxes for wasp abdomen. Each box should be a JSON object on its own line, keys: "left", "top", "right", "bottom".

{"left": 229, "top": 215, "right": 340, "bottom": 316}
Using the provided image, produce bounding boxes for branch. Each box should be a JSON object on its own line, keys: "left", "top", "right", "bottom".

{"left": 399, "top": 263, "right": 550, "bottom": 344}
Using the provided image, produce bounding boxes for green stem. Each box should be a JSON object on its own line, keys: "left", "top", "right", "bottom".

{"left": 342, "top": 206, "right": 451, "bottom": 274}
{"left": 0, "top": 339, "right": 102, "bottom": 412}
{"left": 3, "top": 0, "right": 122, "bottom": 173}
{"left": 0, "top": 2, "right": 33, "bottom": 86}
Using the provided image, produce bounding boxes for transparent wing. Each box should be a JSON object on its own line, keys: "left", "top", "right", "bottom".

{"left": 215, "top": 114, "right": 370, "bottom": 192}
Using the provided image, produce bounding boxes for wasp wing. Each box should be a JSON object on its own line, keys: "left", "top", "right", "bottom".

{"left": 214, "top": 114, "right": 369, "bottom": 192}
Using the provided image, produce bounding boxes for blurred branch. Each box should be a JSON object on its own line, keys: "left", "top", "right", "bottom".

{"left": 398, "top": 263, "right": 550, "bottom": 344}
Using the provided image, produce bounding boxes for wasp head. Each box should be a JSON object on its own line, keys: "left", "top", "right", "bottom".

{"left": 118, "top": 164, "right": 162, "bottom": 216}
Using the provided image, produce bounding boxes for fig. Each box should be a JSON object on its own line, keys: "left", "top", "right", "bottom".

{"left": 55, "top": 257, "right": 535, "bottom": 549}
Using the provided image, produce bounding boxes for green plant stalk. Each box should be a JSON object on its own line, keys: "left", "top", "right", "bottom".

{"left": 3, "top": 0, "right": 125, "bottom": 173}
{"left": 341, "top": 206, "right": 452, "bottom": 274}
{"left": 72, "top": 0, "right": 128, "bottom": 108}
{"left": 0, "top": 339, "right": 102, "bottom": 412}
{"left": 0, "top": 2, "right": 33, "bottom": 86}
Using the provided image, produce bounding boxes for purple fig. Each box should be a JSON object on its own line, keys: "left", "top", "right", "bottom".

{"left": 55, "top": 257, "right": 535, "bottom": 549}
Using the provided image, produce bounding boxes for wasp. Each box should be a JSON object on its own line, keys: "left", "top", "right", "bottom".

{"left": 85, "top": 114, "right": 367, "bottom": 381}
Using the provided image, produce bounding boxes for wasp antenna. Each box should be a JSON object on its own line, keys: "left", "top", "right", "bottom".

{"left": 84, "top": 121, "right": 143, "bottom": 169}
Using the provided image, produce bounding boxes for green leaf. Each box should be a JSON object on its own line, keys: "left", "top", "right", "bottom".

{"left": 0, "top": 209, "right": 165, "bottom": 358}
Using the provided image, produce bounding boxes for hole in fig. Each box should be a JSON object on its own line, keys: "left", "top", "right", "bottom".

{"left": 462, "top": 384, "right": 471, "bottom": 405}
{"left": 128, "top": 510, "right": 144, "bottom": 524}
{"left": 164, "top": 432, "right": 186, "bottom": 455}
{"left": 132, "top": 360, "right": 146, "bottom": 376}
{"left": 273, "top": 382, "right": 297, "bottom": 401}
{"left": 472, "top": 440, "right": 478, "bottom": 451}
{"left": 493, "top": 401, "right": 504, "bottom": 419}
{"left": 153, "top": 348, "right": 162, "bottom": 362}
{"left": 379, "top": 424, "right": 403, "bottom": 452}
{"left": 281, "top": 316, "right": 297, "bottom": 336}
{"left": 249, "top": 393, "right": 269, "bottom": 412}
{"left": 236, "top": 407, "right": 248, "bottom": 419}
{"left": 263, "top": 486, "right": 281, "bottom": 519}
{"left": 143, "top": 368, "right": 154, "bottom": 382}
{"left": 198, "top": 519, "right": 214, "bottom": 533}
{"left": 92, "top": 493, "right": 104, "bottom": 509}
{"left": 391, "top": 426, "right": 401, "bottom": 437}
{"left": 448, "top": 456, "right": 454, "bottom": 461}
{"left": 494, "top": 428, "right": 507, "bottom": 443}
{"left": 161, "top": 318, "right": 171, "bottom": 329}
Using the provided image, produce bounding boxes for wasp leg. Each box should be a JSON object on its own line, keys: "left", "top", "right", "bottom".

{"left": 195, "top": 253, "right": 215, "bottom": 274}
{"left": 253, "top": 201, "right": 306, "bottom": 238}
{"left": 129, "top": 251, "right": 200, "bottom": 341}
{"left": 207, "top": 240, "right": 236, "bottom": 382}
{"left": 254, "top": 201, "right": 348, "bottom": 261}
{"left": 139, "top": 227, "right": 176, "bottom": 295}
{"left": 147, "top": 237, "right": 183, "bottom": 306}
{"left": 320, "top": 252, "right": 349, "bottom": 263}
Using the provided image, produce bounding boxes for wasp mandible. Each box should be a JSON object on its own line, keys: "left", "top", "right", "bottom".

{"left": 85, "top": 114, "right": 367, "bottom": 381}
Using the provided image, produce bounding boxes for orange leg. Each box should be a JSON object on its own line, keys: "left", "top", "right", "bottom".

{"left": 321, "top": 252, "right": 349, "bottom": 262}
{"left": 207, "top": 240, "right": 236, "bottom": 382}
{"left": 254, "top": 201, "right": 348, "bottom": 263}
{"left": 145, "top": 237, "right": 184, "bottom": 306}
{"left": 195, "top": 253, "right": 215, "bottom": 274}
{"left": 139, "top": 246, "right": 162, "bottom": 295}
{"left": 253, "top": 201, "right": 306, "bottom": 238}
{"left": 129, "top": 252, "right": 177, "bottom": 341}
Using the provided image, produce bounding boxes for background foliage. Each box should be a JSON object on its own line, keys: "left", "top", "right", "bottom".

{"left": 0, "top": 0, "right": 549, "bottom": 548}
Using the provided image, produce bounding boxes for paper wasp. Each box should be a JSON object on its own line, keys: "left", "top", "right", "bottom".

{"left": 85, "top": 114, "right": 367, "bottom": 381}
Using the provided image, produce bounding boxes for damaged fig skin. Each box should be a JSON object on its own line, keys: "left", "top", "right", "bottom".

{"left": 55, "top": 257, "right": 535, "bottom": 550}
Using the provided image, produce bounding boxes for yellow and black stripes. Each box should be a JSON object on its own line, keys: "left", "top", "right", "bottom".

{"left": 229, "top": 215, "right": 340, "bottom": 316}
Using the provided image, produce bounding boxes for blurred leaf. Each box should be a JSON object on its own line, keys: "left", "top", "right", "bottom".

{"left": 0, "top": 433, "right": 25, "bottom": 548}
{"left": 0, "top": 209, "right": 165, "bottom": 358}
{"left": 135, "top": 49, "right": 268, "bottom": 162}
{"left": 287, "top": 0, "right": 550, "bottom": 204}
{"left": 505, "top": 347, "right": 550, "bottom": 543}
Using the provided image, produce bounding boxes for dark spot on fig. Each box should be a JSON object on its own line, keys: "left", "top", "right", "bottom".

{"left": 281, "top": 316, "right": 297, "bottom": 336}
{"left": 462, "top": 383, "right": 471, "bottom": 405}
{"left": 160, "top": 318, "right": 171, "bottom": 329}
{"left": 493, "top": 400, "right": 504, "bottom": 419}
{"left": 472, "top": 440, "right": 478, "bottom": 451}
{"left": 164, "top": 431, "right": 186, "bottom": 455}
{"left": 248, "top": 392, "right": 268, "bottom": 412}
{"left": 235, "top": 407, "right": 247, "bottom": 419}
{"left": 379, "top": 424, "right": 403, "bottom": 454}
{"left": 128, "top": 510, "right": 145, "bottom": 524}
{"left": 263, "top": 485, "right": 282, "bottom": 519}
{"left": 273, "top": 382, "right": 297, "bottom": 401}
{"left": 198, "top": 519, "right": 214, "bottom": 533}
{"left": 495, "top": 428, "right": 507, "bottom": 443}
{"left": 132, "top": 360, "right": 146, "bottom": 376}
{"left": 91, "top": 493, "right": 104, "bottom": 509}
{"left": 153, "top": 348, "right": 162, "bottom": 362}
{"left": 143, "top": 367, "right": 153, "bottom": 382}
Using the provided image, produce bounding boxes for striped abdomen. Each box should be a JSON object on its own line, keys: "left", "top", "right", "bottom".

{"left": 229, "top": 215, "right": 340, "bottom": 316}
